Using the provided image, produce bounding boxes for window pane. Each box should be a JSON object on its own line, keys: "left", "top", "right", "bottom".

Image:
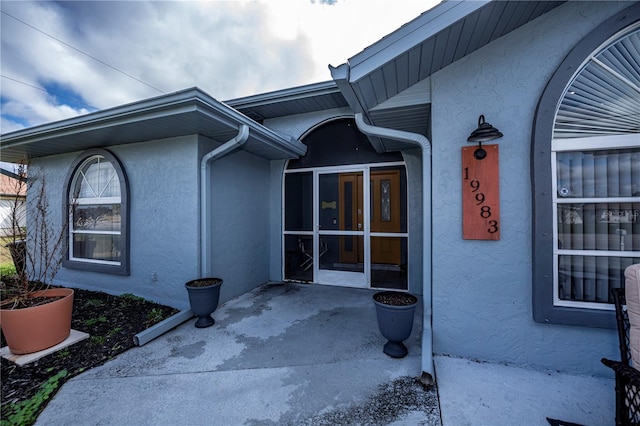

{"left": 320, "top": 235, "right": 364, "bottom": 273}
{"left": 76, "top": 157, "right": 120, "bottom": 199}
{"left": 73, "top": 205, "right": 121, "bottom": 231}
{"left": 557, "top": 202, "right": 639, "bottom": 251}
{"left": 558, "top": 255, "right": 637, "bottom": 304}
{"left": 284, "top": 172, "right": 312, "bottom": 232}
{"left": 73, "top": 234, "right": 121, "bottom": 262}
{"left": 371, "top": 237, "right": 407, "bottom": 290}
{"left": 284, "top": 234, "right": 313, "bottom": 282}
{"left": 556, "top": 149, "right": 640, "bottom": 199}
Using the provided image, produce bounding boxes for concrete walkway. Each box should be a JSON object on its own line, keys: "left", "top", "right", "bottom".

{"left": 35, "top": 282, "right": 614, "bottom": 425}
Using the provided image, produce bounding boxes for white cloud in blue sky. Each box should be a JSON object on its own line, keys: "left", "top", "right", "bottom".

{"left": 0, "top": 0, "right": 435, "bottom": 134}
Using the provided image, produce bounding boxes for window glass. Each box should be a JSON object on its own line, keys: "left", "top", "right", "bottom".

{"left": 65, "top": 150, "right": 128, "bottom": 275}
{"left": 554, "top": 147, "right": 640, "bottom": 308}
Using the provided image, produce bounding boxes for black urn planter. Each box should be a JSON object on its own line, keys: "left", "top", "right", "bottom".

{"left": 185, "top": 278, "right": 223, "bottom": 328}
{"left": 373, "top": 291, "right": 418, "bottom": 358}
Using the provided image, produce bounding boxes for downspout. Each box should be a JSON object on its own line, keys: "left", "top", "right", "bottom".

{"left": 354, "top": 113, "right": 434, "bottom": 385}
{"left": 200, "top": 124, "right": 250, "bottom": 277}
{"left": 132, "top": 124, "right": 250, "bottom": 347}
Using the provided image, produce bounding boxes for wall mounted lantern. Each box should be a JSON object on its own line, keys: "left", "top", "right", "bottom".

{"left": 467, "top": 115, "right": 503, "bottom": 160}
{"left": 462, "top": 115, "right": 502, "bottom": 240}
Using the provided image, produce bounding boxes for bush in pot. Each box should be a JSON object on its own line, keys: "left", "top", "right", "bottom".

{"left": 0, "top": 169, "right": 73, "bottom": 355}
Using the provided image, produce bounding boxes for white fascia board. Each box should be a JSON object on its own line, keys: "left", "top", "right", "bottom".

{"left": 225, "top": 81, "right": 339, "bottom": 109}
{"left": 347, "top": 0, "right": 490, "bottom": 83}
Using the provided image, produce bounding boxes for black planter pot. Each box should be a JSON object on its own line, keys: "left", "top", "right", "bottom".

{"left": 185, "top": 278, "right": 223, "bottom": 328}
{"left": 373, "top": 291, "right": 418, "bottom": 358}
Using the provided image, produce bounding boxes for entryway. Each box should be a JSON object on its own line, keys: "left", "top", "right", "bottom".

{"left": 283, "top": 118, "right": 408, "bottom": 290}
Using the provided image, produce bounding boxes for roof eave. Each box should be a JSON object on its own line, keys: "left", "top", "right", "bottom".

{"left": 0, "top": 87, "right": 306, "bottom": 162}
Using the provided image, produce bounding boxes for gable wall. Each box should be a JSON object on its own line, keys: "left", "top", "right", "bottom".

{"left": 429, "top": 1, "right": 630, "bottom": 376}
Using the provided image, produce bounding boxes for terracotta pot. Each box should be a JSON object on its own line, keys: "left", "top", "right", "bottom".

{"left": 0, "top": 288, "right": 74, "bottom": 355}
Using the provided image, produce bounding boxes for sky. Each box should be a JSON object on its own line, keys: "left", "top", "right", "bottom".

{"left": 0, "top": 0, "right": 439, "bottom": 136}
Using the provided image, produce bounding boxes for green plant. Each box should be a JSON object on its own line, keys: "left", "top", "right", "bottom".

{"left": 107, "top": 327, "right": 123, "bottom": 337}
{"left": 1, "top": 369, "right": 67, "bottom": 426}
{"left": 119, "top": 293, "right": 144, "bottom": 304}
{"left": 82, "top": 298, "right": 104, "bottom": 308}
{"left": 145, "top": 308, "right": 165, "bottom": 325}
{"left": 89, "top": 336, "right": 105, "bottom": 345}
{"left": 56, "top": 348, "right": 70, "bottom": 359}
{"left": 83, "top": 316, "right": 107, "bottom": 327}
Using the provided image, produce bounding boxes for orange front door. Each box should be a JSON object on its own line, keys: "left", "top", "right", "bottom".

{"left": 370, "top": 170, "right": 401, "bottom": 265}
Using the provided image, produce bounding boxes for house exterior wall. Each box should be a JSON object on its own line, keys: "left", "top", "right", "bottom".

{"left": 201, "top": 136, "right": 273, "bottom": 303}
{"left": 35, "top": 135, "right": 200, "bottom": 309}
{"left": 430, "top": 1, "right": 629, "bottom": 376}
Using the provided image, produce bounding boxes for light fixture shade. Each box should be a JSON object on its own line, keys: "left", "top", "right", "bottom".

{"left": 467, "top": 115, "right": 503, "bottom": 142}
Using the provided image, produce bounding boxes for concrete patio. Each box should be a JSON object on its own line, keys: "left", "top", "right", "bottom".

{"left": 35, "top": 282, "right": 614, "bottom": 425}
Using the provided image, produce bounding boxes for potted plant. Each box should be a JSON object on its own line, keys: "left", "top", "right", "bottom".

{"left": 0, "top": 169, "right": 73, "bottom": 355}
{"left": 185, "top": 277, "right": 223, "bottom": 328}
{"left": 373, "top": 291, "right": 418, "bottom": 358}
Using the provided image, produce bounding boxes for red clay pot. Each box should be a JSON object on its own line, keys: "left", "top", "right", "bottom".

{"left": 0, "top": 288, "right": 74, "bottom": 355}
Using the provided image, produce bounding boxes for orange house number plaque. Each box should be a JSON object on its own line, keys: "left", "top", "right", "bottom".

{"left": 462, "top": 144, "right": 500, "bottom": 240}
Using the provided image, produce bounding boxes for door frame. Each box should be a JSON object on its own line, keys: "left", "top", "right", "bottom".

{"left": 283, "top": 161, "right": 408, "bottom": 288}
{"left": 316, "top": 165, "right": 369, "bottom": 287}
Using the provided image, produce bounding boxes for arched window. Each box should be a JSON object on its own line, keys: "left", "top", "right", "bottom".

{"left": 532, "top": 6, "right": 639, "bottom": 327}
{"left": 63, "top": 149, "right": 129, "bottom": 275}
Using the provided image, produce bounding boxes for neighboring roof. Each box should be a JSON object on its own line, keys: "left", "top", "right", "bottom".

{"left": 0, "top": 173, "right": 26, "bottom": 198}
{"left": 226, "top": 81, "right": 349, "bottom": 122}
{"left": 0, "top": 88, "right": 306, "bottom": 163}
{"left": 331, "top": 0, "right": 566, "bottom": 150}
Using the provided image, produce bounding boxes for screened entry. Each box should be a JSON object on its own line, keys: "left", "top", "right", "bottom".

{"left": 283, "top": 118, "right": 409, "bottom": 290}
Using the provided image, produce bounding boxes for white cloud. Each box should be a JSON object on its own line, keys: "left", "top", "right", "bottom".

{"left": 0, "top": 0, "right": 436, "bottom": 132}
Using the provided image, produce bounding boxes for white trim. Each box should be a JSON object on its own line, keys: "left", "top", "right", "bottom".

{"left": 282, "top": 160, "right": 408, "bottom": 290}
{"left": 552, "top": 133, "right": 640, "bottom": 151}
{"left": 73, "top": 197, "right": 121, "bottom": 205}
{"left": 551, "top": 135, "right": 639, "bottom": 310}
{"left": 71, "top": 230, "right": 121, "bottom": 236}
{"left": 68, "top": 256, "right": 121, "bottom": 266}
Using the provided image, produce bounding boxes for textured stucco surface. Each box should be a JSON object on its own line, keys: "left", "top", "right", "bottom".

{"left": 35, "top": 136, "right": 199, "bottom": 309}
{"left": 429, "top": 1, "right": 629, "bottom": 376}
{"left": 208, "top": 144, "right": 272, "bottom": 303}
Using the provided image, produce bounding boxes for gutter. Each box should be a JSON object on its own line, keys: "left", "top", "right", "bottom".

{"left": 354, "top": 113, "right": 434, "bottom": 385}
{"left": 200, "top": 124, "right": 250, "bottom": 277}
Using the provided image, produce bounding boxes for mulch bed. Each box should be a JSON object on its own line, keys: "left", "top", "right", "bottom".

{"left": 1, "top": 287, "right": 179, "bottom": 425}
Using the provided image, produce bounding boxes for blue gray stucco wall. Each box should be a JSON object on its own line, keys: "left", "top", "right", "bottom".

{"left": 35, "top": 135, "right": 200, "bottom": 309}
{"left": 429, "top": 1, "right": 629, "bottom": 376}
{"left": 34, "top": 133, "right": 277, "bottom": 309}
{"left": 203, "top": 138, "right": 272, "bottom": 303}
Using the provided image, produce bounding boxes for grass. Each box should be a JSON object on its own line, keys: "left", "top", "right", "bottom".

{"left": 0, "top": 237, "right": 17, "bottom": 277}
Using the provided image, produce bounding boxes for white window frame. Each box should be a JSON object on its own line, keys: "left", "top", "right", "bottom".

{"left": 551, "top": 134, "right": 640, "bottom": 310}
